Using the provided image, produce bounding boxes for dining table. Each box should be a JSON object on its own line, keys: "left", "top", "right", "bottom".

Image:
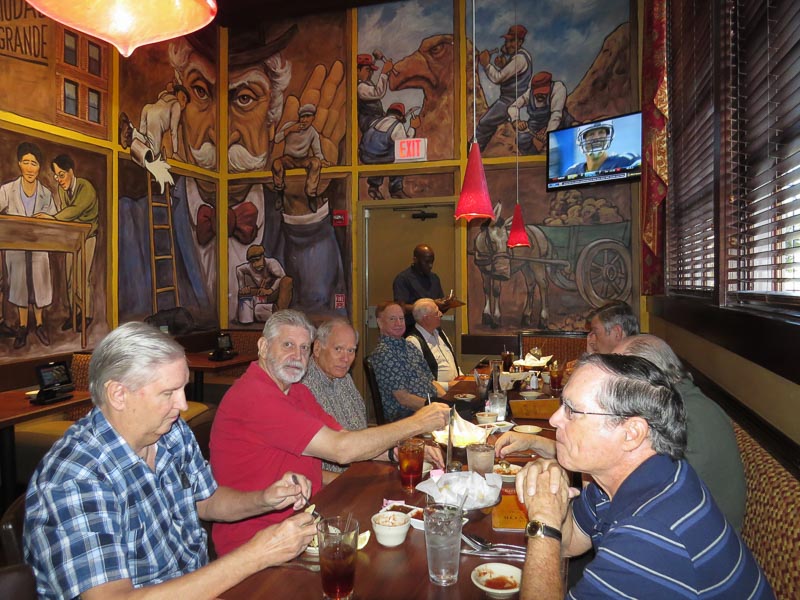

{"left": 221, "top": 408, "right": 558, "bottom": 599}
{"left": 184, "top": 350, "right": 258, "bottom": 402}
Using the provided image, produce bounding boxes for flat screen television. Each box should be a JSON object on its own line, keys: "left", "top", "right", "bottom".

{"left": 546, "top": 112, "right": 642, "bottom": 191}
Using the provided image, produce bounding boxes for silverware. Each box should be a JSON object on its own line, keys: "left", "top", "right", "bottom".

{"left": 292, "top": 474, "right": 321, "bottom": 520}
{"left": 282, "top": 561, "right": 320, "bottom": 572}
{"left": 462, "top": 532, "right": 527, "bottom": 553}
{"left": 445, "top": 407, "right": 455, "bottom": 471}
{"left": 460, "top": 549, "right": 527, "bottom": 561}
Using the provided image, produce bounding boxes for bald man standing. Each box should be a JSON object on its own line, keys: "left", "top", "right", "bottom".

{"left": 393, "top": 244, "right": 458, "bottom": 334}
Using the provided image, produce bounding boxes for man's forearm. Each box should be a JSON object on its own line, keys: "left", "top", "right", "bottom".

{"left": 326, "top": 417, "right": 429, "bottom": 465}
{"left": 394, "top": 389, "right": 426, "bottom": 410}
{"left": 520, "top": 537, "right": 563, "bottom": 600}
{"left": 197, "top": 486, "right": 268, "bottom": 523}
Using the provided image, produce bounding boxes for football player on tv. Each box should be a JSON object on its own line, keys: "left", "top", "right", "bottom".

{"left": 564, "top": 121, "right": 641, "bottom": 176}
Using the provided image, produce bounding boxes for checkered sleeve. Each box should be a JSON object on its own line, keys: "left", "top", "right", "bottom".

{"left": 29, "top": 478, "right": 131, "bottom": 599}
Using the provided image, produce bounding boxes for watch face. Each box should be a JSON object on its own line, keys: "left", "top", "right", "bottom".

{"left": 526, "top": 520, "right": 561, "bottom": 541}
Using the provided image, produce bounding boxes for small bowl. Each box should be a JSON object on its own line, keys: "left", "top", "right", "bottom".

{"left": 371, "top": 511, "right": 411, "bottom": 547}
{"left": 492, "top": 462, "right": 522, "bottom": 483}
{"left": 471, "top": 563, "right": 522, "bottom": 599}
{"left": 513, "top": 424, "right": 542, "bottom": 435}
{"left": 519, "top": 390, "right": 543, "bottom": 400}
{"left": 476, "top": 411, "right": 498, "bottom": 425}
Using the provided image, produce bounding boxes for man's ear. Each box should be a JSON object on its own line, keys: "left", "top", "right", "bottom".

{"left": 257, "top": 336, "right": 269, "bottom": 360}
{"left": 620, "top": 416, "right": 650, "bottom": 452}
{"left": 612, "top": 324, "right": 625, "bottom": 342}
{"left": 105, "top": 380, "right": 127, "bottom": 412}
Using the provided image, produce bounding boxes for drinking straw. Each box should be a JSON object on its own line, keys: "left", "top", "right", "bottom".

{"left": 457, "top": 491, "right": 469, "bottom": 516}
{"left": 344, "top": 511, "right": 353, "bottom": 535}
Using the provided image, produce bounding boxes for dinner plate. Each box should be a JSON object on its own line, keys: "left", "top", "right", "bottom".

{"left": 492, "top": 462, "right": 522, "bottom": 483}
{"left": 454, "top": 393, "right": 476, "bottom": 401}
{"left": 512, "top": 425, "right": 542, "bottom": 435}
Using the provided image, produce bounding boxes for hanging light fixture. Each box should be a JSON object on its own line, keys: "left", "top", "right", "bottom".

{"left": 455, "top": 0, "right": 494, "bottom": 222}
{"left": 506, "top": 1, "right": 530, "bottom": 248}
{"left": 28, "top": 0, "right": 218, "bottom": 58}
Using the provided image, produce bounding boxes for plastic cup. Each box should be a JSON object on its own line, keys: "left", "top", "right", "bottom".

{"left": 318, "top": 516, "right": 359, "bottom": 600}
{"left": 398, "top": 438, "right": 425, "bottom": 490}
{"left": 424, "top": 503, "right": 463, "bottom": 586}
{"left": 466, "top": 443, "right": 495, "bottom": 475}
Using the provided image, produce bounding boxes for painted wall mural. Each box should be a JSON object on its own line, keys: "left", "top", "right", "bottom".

{"left": 226, "top": 15, "right": 350, "bottom": 326}
{"left": 0, "top": 127, "right": 109, "bottom": 363}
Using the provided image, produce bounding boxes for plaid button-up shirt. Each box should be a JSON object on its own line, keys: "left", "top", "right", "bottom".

{"left": 24, "top": 408, "right": 217, "bottom": 599}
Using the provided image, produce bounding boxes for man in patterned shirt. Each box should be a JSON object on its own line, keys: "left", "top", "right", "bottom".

{"left": 369, "top": 301, "right": 443, "bottom": 422}
{"left": 24, "top": 322, "right": 318, "bottom": 600}
{"left": 514, "top": 354, "right": 773, "bottom": 599}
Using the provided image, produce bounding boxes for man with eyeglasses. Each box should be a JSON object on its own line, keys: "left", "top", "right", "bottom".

{"left": 406, "top": 298, "right": 462, "bottom": 392}
{"left": 512, "top": 354, "right": 772, "bottom": 599}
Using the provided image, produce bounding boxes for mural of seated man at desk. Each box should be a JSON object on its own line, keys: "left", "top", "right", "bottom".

{"left": 236, "top": 244, "right": 293, "bottom": 325}
{"left": 0, "top": 141, "right": 56, "bottom": 349}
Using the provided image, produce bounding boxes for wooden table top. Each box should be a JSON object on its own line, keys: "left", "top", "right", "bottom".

{"left": 0, "top": 388, "right": 92, "bottom": 428}
{"left": 184, "top": 351, "right": 258, "bottom": 372}
{"left": 220, "top": 458, "right": 547, "bottom": 599}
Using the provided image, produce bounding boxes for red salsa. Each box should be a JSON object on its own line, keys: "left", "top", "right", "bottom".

{"left": 484, "top": 575, "right": 516, "bottom": 589}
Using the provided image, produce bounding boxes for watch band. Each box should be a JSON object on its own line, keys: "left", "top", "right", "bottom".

{"left": 525, "top": 519, "right": 562, "bottom": 541}
{"left": 388, "top": 446, "right": 398, "bottom": 464}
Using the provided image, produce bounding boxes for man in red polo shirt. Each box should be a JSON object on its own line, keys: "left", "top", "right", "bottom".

{"left": 210, "top": 309, "right": 449, "bottom": 555}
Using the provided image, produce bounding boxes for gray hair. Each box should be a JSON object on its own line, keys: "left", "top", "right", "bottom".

{"left": 262, "top": 309, "right": 316, "bottom": 343}
{"left": 316, "top": 318, "right": 358, "bottom": 346}
{"left": 576, "top": 353, "right": 686, "bottom": 460}
{"left": 89, "top": 322, "right": 186, "bottom": 407}
{"left": 411, "top": 298, "right": 437, "bottom": 322}
{"left": 587, "top": 301, "right": 639, "bottom": 336}
{"left": 616, "top": 334, "right": 687, "bottom": 385}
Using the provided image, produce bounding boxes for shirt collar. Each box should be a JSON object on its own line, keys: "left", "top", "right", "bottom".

{"left": 414, "top": 323, "right": 438, "bottom": 344}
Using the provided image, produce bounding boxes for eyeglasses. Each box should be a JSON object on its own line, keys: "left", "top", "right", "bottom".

{"left": 52, "top": 171, "right": 69, "bottom": 181}
{"left": 559, "top": 398, "right": 622, "bottom": 420}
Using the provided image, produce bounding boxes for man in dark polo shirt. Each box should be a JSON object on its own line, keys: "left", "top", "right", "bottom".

{"left": 393, "top": 244, "right": 459, "bottom": 334}
{"left": 514, "top": 354, "right": 773, "bottom": 599}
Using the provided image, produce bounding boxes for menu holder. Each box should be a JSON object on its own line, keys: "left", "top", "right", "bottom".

{"left": 491, "top": 493, "right": 528, "bottom": 532}
{"left": 508, "top": 398, "right": 560, "bottom": 419}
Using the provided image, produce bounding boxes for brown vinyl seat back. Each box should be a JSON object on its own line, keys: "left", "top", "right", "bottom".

{"left": 363, "top": 356, "right": 386, "bottom": 425}
{"left": 733, "top": 422, "right": 800, "bottom": 599}
{"left": 0, "top": 494, "right": 26, "bottom": 566}
{"left": 518, "top": 330, "right": 588, "bottom": 366}
{"left": 215, "top": 330, "right": 262, "bottom": 380}
{"left": 0, "top": 564, "right": 36, "bottom": 600}
{"left": 187, "top": 406, "right": 217, "bottom": 461}
{"left": 65, "top": 352, "right": 93, "bottom": 421}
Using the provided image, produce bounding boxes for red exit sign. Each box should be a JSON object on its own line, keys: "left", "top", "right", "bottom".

{"left": 395, "top": 138, "right": 427, "bottom": 162}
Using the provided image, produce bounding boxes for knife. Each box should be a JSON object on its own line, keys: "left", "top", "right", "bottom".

{"left": 461, "top": 549, "right": 527, "bottom": 561}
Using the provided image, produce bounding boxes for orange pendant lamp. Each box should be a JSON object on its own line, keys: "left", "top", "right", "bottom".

{"left": 507, "top": 204, "right": 530, "bottom": 247}
{"left": 28, "top": 0, "right": 218, "bottom": 57}
{"left": 455, "top": 142, "right": 494, "bottom": 222}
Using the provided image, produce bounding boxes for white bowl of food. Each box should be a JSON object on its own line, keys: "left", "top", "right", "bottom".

{"left": 492, "top": 421, "right": 515, "bottom": 433}
{"left": 492, "top": 462, "right": 522, "bottom": 483}
{"left": 476, "top": 411, "right": 499, "bottom": 424}
{"left": 519, "top": 390, "right": 543, "bottom": 400}
{"left": 371, "top": 511, "right": 411, "bottom": 547}
{"left": 471, "top": 563, "right": 522, "bottom": 599}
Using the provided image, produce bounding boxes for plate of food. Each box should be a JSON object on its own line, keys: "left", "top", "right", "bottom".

{"left": 492, "top": 462, "right": 522, "bottom": 483}
{"left": 454, "top": 393, "right": 476, "bottom": 401}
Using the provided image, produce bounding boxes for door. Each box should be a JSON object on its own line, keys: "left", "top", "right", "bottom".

{"left": 361, "top": 203, "right": 457, "bottom": 421}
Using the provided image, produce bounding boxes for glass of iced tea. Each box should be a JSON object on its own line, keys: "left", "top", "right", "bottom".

{"left": 549, "top": 363, "right": 563, "bottom": 396}
{"left": 318, "top": 516, "right": 359, "bottom": 600}
{"left": 397, "top": 437, "right": 425, "bottom": 490}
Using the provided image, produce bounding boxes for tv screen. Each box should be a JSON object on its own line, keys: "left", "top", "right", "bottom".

{"left": 547, "top": 112, "right": 642, "bottom": 191}
{"left": 36, "top": 361, "right": 72, "bottom": 389}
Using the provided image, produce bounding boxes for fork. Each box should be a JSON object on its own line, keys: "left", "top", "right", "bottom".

{"left": 292, "top": 474, "right": 322, "bottom": 520}
{"left": 462, "top": 532, "right": 526, "bottom": 553}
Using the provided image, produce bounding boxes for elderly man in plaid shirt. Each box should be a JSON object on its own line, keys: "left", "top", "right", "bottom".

{"left": 23, "top": 322, "right": 317, "bottom": 600}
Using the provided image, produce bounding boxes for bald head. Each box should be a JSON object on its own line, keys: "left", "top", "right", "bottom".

{"left": 412, "top": 244, "right": 435, "bottom": 276}
{"left": 615, "top": 334, "right": 687, "bottom": 385}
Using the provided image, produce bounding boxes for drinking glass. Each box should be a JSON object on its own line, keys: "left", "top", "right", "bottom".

{"left": 466, "top": 443, "right": 495, "bottom": 475}
{"left": 549, "top": 364, "right": 563, "bottom": 396}
{"left": 398, "top": 438, "right": 425, "bottom": 490}
{"left": 487, "top": 391, "right": 507, "bottom": 420}
{"left": 501, "top": 350, "right": 514, "bottom": 372}
{"left": 477, "top": 374, "right": 490, "bottom": 401}
{"left": 318, "top": 516, "right": 359, "bottom": 600}
{"left": 424, "top": 503, "right": 463, "bottom": 586}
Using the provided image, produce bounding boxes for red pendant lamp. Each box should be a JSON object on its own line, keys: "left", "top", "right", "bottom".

{"left": 455, "top": 141, "right": 494, "bottom": 221}
{"left": 28, "top": 0, "right": 217, "bottom": 58}
{"left": 507, "top": 204, "right": 530, "bottom": 247}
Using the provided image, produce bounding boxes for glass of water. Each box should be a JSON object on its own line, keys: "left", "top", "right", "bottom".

{"left": 487, "top": 391, "right": 507, "bottom": 420}
{"left": 424, "top": 503, "right": 463, "bottom": 586}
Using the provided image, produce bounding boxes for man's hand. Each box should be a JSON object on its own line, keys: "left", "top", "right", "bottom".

{"left": 495, "top": 431, "right": 556, "bottom": 459}
{"left": 239, "top": 286, "right": 253, "bottom": 297}
{"left": 412, "top": 402, "right": 450, "bottom": 432}
{"left": 409, "top": 115, "right": 422, "bottom": 129}
{"left": 256, "top": 287, "right": 271, "bottom": 296}
{"left": 478, "top": 50, "right": 491, "bottom": 68}
{"left": 381, "top": 59, "right": 394, "bottom": 75}
{"left": 515, "top": 120, "right": 529, "bottom": 131}
{"left": 494, "top": 54, "right": 508, "bottom": 68}
{"left": 248, "top": 512, "right": 318, "bottom": 569}
{"left": 424, "top": 443, "right": 444, "bottom": 469}
{"left": 261, "top": 472, "right": 311, "bottom": 512}
{"left": 515, "top": 459, "right": 579, "bottom": 523}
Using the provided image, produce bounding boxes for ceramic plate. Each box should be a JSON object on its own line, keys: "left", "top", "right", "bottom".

{"left": 513, "top": 425, "right": 542, "bottom": 435}
{"left": 454, "top": 393, "right": 476, "bottom": 401}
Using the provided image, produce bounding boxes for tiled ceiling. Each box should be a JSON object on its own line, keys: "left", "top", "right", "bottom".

{"left": 215, "top": 0, "right": 392, "bottom": 28}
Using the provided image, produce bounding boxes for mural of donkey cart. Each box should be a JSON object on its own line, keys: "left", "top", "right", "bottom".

{"left": 473, "top": 220, "right": 632, "bottom": 329}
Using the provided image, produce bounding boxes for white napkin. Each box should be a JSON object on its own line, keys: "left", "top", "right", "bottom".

{"left": 513, "top": 353, "right": 553, "bottom": 369}
{"left": 416, "top": 471, "right": 502, "bottom": 510}
{"left": 432, "top": 410, "right": 489, "bottom": 446}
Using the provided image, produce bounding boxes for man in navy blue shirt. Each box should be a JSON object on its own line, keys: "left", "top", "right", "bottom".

{"left": 514, "top": 354, "right": 773, "bottom": 599}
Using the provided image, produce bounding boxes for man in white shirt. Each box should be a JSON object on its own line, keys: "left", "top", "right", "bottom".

{"left": 406, "top": 298, "right": 461, "bottom": 391}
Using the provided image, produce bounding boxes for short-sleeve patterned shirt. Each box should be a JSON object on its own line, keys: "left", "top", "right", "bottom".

{"left": 302, "top": 358, "right": 368, "bottom": 472}
{"left": 370, "top": 334, "right": 437, "bottom": 422}
{"left": 24, "top": 408, "right": 217, "bottom": 599}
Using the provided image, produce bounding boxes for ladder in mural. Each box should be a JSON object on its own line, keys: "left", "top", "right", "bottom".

{"left": 146, "top": 176, "right": 180, "bottom": 314}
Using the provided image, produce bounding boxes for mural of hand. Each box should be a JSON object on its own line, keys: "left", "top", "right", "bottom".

{"left": 274, "top": 60, "right": 345, "bottom": 215}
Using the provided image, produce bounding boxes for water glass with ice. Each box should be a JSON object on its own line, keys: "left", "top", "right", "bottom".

{"left": 424, "top": 503, "right": 463, "bottom": 586}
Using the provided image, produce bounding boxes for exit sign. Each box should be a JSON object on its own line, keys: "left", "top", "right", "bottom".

{"left": 395, "top": 138, "right": 427, "bottom": 162}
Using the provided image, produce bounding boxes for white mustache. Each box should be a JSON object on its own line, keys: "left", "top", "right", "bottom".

{"left": 190, "top": 142, "right": 217, "bottom": 170}
{"left": 229, "top": 144, "right": 267, "bottom": 173}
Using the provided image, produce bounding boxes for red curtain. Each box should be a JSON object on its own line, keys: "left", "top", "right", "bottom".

{"left": 641, "top": 0, "right": 668, "bottom": 295}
